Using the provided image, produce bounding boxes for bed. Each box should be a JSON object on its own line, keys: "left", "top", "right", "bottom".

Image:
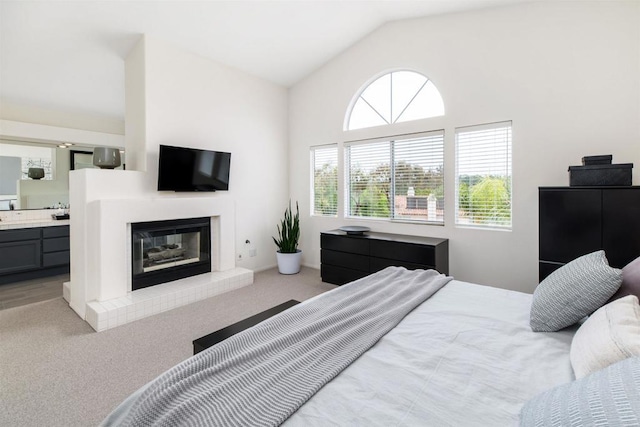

{"left": 283, "top": 279, "right": 575, "bottom": 426}
{"left": 103, "top": 251, "right": 640, "bottom": 427}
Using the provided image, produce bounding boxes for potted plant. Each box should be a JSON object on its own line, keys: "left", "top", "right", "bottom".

{"left": 273, "top": 200, "right": 302, "bottom": 274}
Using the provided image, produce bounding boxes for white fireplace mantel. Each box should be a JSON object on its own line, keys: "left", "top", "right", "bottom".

{"left": 68, "top": 169, "right": 252, "bottom": 331}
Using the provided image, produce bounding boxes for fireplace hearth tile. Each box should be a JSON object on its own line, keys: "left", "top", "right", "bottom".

{"left": 85, "top": 267, "right": 253, "bottom": 332}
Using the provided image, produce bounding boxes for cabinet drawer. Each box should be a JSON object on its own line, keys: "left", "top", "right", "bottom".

{"left": 43, "top": 237, "right": 70, "bottom": 253}
{"left": 0, "top": 228, "right": 41, "bottom": 243}
{"left": 321, "top": 234, "right": 369, "bottom": 255}
{"left": 43, "top": 250, "right": 70, "bottom": 267}
{"left": 0, "top": 240, "right": 41, "bottom": 274}
{"left": 539, "top": 188, "right": 601, "bottom": 263}
{"left": 321, "top": 249, "right": 369, "bottom": 272}
{"left": 370, "top": 257, "right": 433, "bottom": 273}
{"left": 43, "top": 226, "right": 69, "bottom": 238}
{"left": 370, "top": 240, "right": 434, "bottom": 265}
{"left": 321, "top": 264, "right": 368, "bottom": 286}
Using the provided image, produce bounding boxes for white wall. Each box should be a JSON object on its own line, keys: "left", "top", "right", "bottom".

{"left": 0, "top": 102, "right": 124, "bottom": 135}
{"left": 68, "top": 35, "right": 288, "bottom": 318}
{"left": 128, "top": 36, "right": 290, "bottom": 271}
{"left": 289, "top": 1, "right": 640, "bottom": 293}
{"left": 0, "top": 119, "right": 124, "bottom": 149}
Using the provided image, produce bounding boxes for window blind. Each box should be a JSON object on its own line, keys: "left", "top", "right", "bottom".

{"left": 311, "top": 145, "right": 338, "bottom": 216}
{"left": 345, "top": 140, "right": 391, "bottom": 219}
{"left": 345, "top": 130, "right": 444, "bottom": 223}
{"left": 455, "top": 121, "right": 512, "bottom": 229}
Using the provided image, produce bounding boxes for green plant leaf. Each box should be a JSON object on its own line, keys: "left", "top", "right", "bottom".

{"left": 273, "top": 200, "right": 300, "bottom": 253}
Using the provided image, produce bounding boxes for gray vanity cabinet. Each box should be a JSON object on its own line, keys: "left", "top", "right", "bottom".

{"left": 0, "top": 225, "right": 70, "bottom": 285}
{"left": 42, "top": 226, "right": 71, "bottom": 267}
{"left": 0, "top": 229, "right": 42, "bottom": 275}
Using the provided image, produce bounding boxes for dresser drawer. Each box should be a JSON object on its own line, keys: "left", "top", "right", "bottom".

{"left": 370, "top": 240, "right": 434, "bottom": 265}
{"left": 43, "top": 250, "right": 70, "bottom": 267}
{"left": 0, "top": 240, "right": 41, "bottom": 274}
{"left": 43, "top": 237, "right": 70, "bottom": 253}
{"left": 321, "top": 264, "right": 368, "bottom": 286}
{"left": 43, "top": 226, "right": 69, "bottom": 238}
{"left": 321, "top": 234, "right": 369, "bottom": 255}
{"left": 0, "top": 228, "right": 41, "bottom": 243}
{"left": 321, "top": 249, "right": 369, "bottom": 272}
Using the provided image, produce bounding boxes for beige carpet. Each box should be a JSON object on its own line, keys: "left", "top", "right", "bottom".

{"left": 0, "top": 267, "right": 336, "bottom": 427}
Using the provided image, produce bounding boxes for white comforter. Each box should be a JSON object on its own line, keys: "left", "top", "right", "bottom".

{"left": 284, "top": 280, "right": 577, "bottom": 426}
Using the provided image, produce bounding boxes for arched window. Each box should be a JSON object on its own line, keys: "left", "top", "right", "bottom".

{"left": 346, "top": 70, "right": 444, "bottom": 131}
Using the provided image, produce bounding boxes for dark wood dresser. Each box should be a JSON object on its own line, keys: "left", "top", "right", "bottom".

{"left": 320, "top": 230, "right": 449, "bottom": 285}
{"left": 539, "top": 186, "right": 640, "bottom": 281}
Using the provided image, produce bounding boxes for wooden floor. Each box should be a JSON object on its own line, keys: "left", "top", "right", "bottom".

{"left": 0, "top": 274, "right": 67, "bottom": 310}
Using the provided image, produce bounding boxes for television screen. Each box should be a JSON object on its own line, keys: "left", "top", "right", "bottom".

{"left": 158, "top": 145, "right": 231, "bottom": 192}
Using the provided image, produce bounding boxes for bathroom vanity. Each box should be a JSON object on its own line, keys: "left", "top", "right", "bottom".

{"left": 0, "top": 220, "right": 70, "bottom": 285}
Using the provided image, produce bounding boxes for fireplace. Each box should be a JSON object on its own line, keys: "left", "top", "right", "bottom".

{"left": 131, "top": 217, "right": 211, "bottom": 290}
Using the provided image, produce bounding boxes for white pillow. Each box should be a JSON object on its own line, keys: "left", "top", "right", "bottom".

{"left": 570, "top": 295, "right": 640, "bottom": 379}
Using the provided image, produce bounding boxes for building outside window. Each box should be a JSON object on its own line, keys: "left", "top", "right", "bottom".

{"left": 345, "top": 131, "right": 444, "bottom": 223}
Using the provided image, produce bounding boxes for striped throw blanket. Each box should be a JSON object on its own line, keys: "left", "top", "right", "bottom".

{"left": 102, "top": 266, "right": 452, "bottom": 427}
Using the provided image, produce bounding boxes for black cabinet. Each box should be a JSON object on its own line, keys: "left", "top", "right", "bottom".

{"left": 602, "top": 189, "right": 640, "bottom": 268}
{"left": 321, "top": 230, "right": 449, "bottom": 285}
{"left": 0, "top": 225, "right": 70, "bottom": 285}
{"left": 539, "top": 187, "right": 640, "bottom": 281}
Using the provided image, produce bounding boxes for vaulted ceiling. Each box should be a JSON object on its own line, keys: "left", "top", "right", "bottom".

{"left": 0, "top": 0, "right": 524, "bottom": 120}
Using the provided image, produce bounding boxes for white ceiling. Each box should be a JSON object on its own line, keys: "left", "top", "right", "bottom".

{"left": 0, "top": 0, "right": 522, "bottom": 121}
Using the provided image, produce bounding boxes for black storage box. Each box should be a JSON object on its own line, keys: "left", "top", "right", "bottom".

{"left": 582, "top": 155, "right": 612, "bottom": 166}
{"left": 568, "top": 163, "right": 633, "bottom": 186}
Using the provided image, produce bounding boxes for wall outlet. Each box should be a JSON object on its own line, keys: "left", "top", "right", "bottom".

{"left": 244, "top": 239, "right": 256, "bottom": 257}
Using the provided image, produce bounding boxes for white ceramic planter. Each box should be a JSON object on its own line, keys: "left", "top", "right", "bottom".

{"left": 276, "top": 250, "right": 302, "bottom": 274}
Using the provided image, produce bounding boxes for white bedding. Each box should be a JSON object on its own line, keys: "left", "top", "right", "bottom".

{"left": 284, "top": 280, "right": 577, "bottom": 426}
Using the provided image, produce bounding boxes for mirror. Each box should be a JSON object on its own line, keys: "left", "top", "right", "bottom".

{"left": 70, "top": 150, "right": 95, "bottom": 170}
{"left": 0, "top": 139, "right": 124, "bottom": 210}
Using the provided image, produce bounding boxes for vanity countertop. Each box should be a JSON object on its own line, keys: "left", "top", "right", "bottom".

{"left": 0, "top": 219, "right": 70, "bottom": 231}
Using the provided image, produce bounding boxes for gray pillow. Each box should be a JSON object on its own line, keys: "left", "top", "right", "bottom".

{"left": 520, "top": 356, "right": 640, "bottom": 426}
{"left": 530, "top": 250, "right": 622, "bottom": 332}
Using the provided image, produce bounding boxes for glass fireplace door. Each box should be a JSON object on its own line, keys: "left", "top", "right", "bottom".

{"left": 131, "top": 217, "right": 211, "bottom": 290}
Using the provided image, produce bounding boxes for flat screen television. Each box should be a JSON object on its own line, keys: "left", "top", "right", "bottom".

{"left": 157, "top": 144, "right": 231, "bottom": 192}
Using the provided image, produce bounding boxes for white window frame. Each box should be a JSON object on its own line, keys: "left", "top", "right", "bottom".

{"left": 344, "top": 130, "right": 445, "bottom": 224}
{"left": 454, "top": 121, "right": 512, "bottom": 230}
{"left": 310, "top": 144, "right": 338, "bottom": 217}
{"left": 345, "top": 70, "right": 445, "bottom": 131}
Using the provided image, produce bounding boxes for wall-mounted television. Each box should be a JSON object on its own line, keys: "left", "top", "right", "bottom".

{"left": 157, "top": 144, "right": 231, "bottom": 192}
